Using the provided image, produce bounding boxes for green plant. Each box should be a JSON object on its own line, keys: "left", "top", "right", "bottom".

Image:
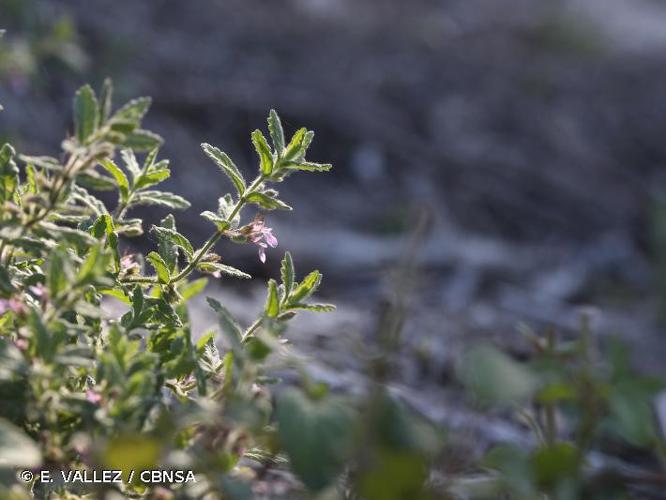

{"left": 1, "top": 73, "right": 663, "bottom": 500}
{"left": 455, "top": 319, "right": 666, "bottom": 499}
{"left": 0, "top": 0, "right": 87, "bottom": 86}
{"left": 0, "top": 80, "right": 348, "bottom": 498}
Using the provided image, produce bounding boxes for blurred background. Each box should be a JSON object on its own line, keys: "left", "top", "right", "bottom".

{"left": 2, "top": 0, "right": 666, "bottom": 457}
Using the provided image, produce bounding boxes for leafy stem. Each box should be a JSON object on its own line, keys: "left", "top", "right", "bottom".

{"left": 121, "top": 175, "right": 266, "bottom": 286}
{"left": 24, "top": 151, "right": 81, "bottom": 229}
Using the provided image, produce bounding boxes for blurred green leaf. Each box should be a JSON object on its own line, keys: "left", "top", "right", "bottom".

{"left": 605, "top": 380, "right": 660, "bottom": 447}
{"left": 460, "top": 343, "right": 539, "bottom": 408}
{"left": 99, "top": 159, "right": 129, "bottom": 201}
{"left": 277, "top": 388, "right": 355, "bottom": 492}
{"left": 531, "top": 442, "right": 581, "bottom": 489}
{"left": 132, "top": 190, "right": 190, "bottom": 209}
{"left": 358, "top": 450, "right": 429, "bottom": 500}
{"left": 207, "top": 297, "right": 242, "bottom": 348}
{"left": 74, "top": 84, "right": 98, "bottom": 143}
{"left": 147, "top": 251, "right": 170, "bottom": 283}
{"left": 110, "top": 97, "right": 151, "bottom": 127}
{"left": 123, "top": 129, "right": 163, "bottom": 151}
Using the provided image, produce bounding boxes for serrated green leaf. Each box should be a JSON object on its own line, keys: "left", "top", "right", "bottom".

{"left": 207, "top": 297, "right": 243, "bottom": 348}
{"left": 147, "top": 251, "right": 171, "bottom": 283}
{"left": 99, "top": 78, "right": 113, "bottom": 124}
{"left": 216, "top": 194, "right": 240, "bottom": 228}
{"left": 280, "top": 252, "right": 295, "bottom": 300}
{"left": 123, "top": 129, "right": 163, "bottom": 151}
{"left": 99, "top": 159, "right": 129, "bottom": 201}
{"left": 134, "top": 168, "right": 170, "bottom": 190}
{"left": 200, "top": 211, "right": 230, "bottom": 231}
{"left": 150, "top": 226, "right": 193, "bottom": 260}
{"left": 290, "top": 270, "right": 322, "bottom": 303}
{"left": 115, "top": 218, "right": 143, "bottom": 236}
{"left": 267, "top": 109, "right": 285, "bottom": 153}
{"left": 160, "top": 213, "right": 176, "bottom": 231}
{"left": 143, "top": 147, "right": 160, "bottom": 168}
{"left": 251, "top": 129, "right": 274, "bottom": 175}
{"left": 196, "top": 331, "right": 216, "bottom": 353}
{"left": 284, "top": 161, "right": 333, "bottom": 172}
{"left": 217, "top": 193, "right": 236, "bottom": 218}
{"left": 197, "top": 262, "right": 251, "bottom": 280}
{"left": 71, "top": 185, "right": 108, "bottom": 216}
{"left": 153, "top": 298, "right": 182, "bottom": 327}
{"left": 111, "top": 96, "right": 151, "bottom": 125}
{"left": 201, "top": 143, "right": 246, "bottom": 195}
{"left": 39, "top": 223, "right": 97, "bottom": 247}
{"left": 287, "top": 303, "right": 336, "bottom": 312}
{"left": 18, "top": 154, "right": 62, "bottom": 171}
{"left": 90, "top": 214, "right": 114, "bottom": 239}
{"left": 109, "top": 120, "right": 136, "bottom": 135}
{"left": 76, "top": 171, "right": 117, "bottom": 191}
{"left": 131, "top": 190, "right": 190, "bottom": 209}
{"left": 265, "top": 279, "right": 280, "bottom": 318}
{"left": 284, "top": 127, "right": 307, "bottom": 162}
{"left": 245, "top": 192, "right": 292, "bottom": 211}
{"left": 74, "top": 84, "right": 99, "bottom": 143}
{"left": 155, "top": 214, "right": 178, "bottom": 270}
{"left": 120, "top": 149, "right": 141, "bottom": 180}
{"left": 299, "top": 131, "right": 315, "bottom": 161}
{"left": 25, "top": 163, "right": 37, "bottom": 193}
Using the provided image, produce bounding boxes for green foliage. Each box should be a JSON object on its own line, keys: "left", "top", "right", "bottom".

{"left": 0, "top": 75, "right": 662, "bottom": 499}
{"left": 0, "top": 3, "right": 88, "bottom": 85}
{"left": 276, "top": 388, "right": 355, "bottom": 492}
{"left": 460, "top": 343, "right": 538, "bottom": 408}
{"left": 0, "top": 81, "right": 359, "bottom": 498}
{"left": 456, "top": 324, "right": 666, "bottom": 499}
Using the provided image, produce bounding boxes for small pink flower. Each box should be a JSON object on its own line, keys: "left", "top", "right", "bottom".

{"left": 29, "top": 285, "right": 48, "bottom": 305}
{"left": 119, "top": 253, "right": 141, "bottom": 275}
{"left": 242, "top": 215, "right": 278, "bottom": 263}
{"left": 0, "top": 297, "right": 26, "bottom": 316}
{"left": 120, "top": 254, "right": 135, "bottom": 269}
{"left": 14, "top": 338, "right": 28, "bottom": 351}
{"left": 85, "top": 389, "right": 102, "bottom": 404}
{"left": 29, "top": 285, "right": 46, "bottom": 298}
